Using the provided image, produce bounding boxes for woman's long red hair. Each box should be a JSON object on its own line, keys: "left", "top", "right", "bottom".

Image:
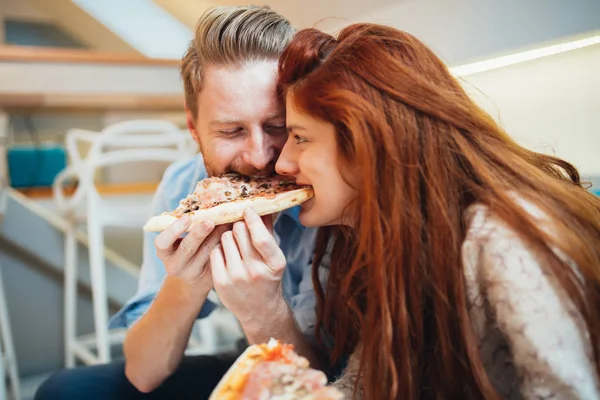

{"left": 278, "top": 24, "right": 600, "bottom": 399}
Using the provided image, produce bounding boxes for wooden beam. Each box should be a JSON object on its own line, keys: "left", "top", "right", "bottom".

{"left": 0, "top": 44, "right": 180, "bottom": 66}
{"left": 17, "top": 181, "right": 160, "bottom": 198}
{"left": 0, "top": 92, "right": 184, "bottom": 112}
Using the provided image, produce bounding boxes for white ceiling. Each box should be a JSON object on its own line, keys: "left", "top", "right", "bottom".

{"left": 152, "top": 0, "right": 401, "bottom": 32}
{"left": 217, "top": 0, "right": 401, "bottom": 30}
{"left": 153, "top": 0, "right": 600, "bottom": 64}
{"left": 73, "top": 0, "right": 192, "bottom": 58}
{"left": 3, "top": 0, "right": 599, "bottom": 65}
{"left": 351, "top": 0, "right": 600, "bottom": 65}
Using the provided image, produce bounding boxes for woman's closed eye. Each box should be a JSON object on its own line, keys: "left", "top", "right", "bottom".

{"left": 293, "top": 134, "right": 308, "bottom": 144}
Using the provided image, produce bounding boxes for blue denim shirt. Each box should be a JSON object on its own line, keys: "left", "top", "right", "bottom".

{"left": 108, "top": 154, "right": 323, "bottom": 341}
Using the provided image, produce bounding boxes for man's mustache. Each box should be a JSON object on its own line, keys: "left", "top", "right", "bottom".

{"left": 225, "top": 161, "right": 278, "bottom": 178}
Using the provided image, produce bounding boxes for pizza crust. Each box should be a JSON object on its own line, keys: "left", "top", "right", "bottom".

{"left": 209, "top": 345, "right": 263, "bottom": 400}
{"left": 143, "top": 188, "right": 314, "bottom": 232}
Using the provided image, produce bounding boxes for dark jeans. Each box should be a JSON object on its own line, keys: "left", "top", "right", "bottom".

{"left": 34, "top": 353, "right": 240, "bottom": 400}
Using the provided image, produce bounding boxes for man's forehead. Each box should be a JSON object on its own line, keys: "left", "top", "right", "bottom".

{"left": 203, "top": 61, "right": 278, "bottom": 90}
{"left": 198, "top": 61, "right": 284, "bottom": 124}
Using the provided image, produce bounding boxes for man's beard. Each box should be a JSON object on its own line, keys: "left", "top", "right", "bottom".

{"left": 204, "top": 157, "right": 278, "bottom": 178}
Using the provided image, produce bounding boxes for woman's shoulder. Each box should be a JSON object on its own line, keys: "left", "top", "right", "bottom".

{"left": 461, "top": 197, "right": 566, "bottom": 303}
{"left": 463, "top": 195, "right": 555, "bottom": 246}
{"left": 461, "top": 194, "right": 567, "bottom": 270}
{"left": 461, "top": 200, "right": 600, "bottom": 399}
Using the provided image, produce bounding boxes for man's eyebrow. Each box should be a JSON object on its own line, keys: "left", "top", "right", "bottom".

{"left": 265, "top": 111, "right": 285, "bottom": 121}
{"left": 208, "top": 112, "right": 285, "bottom": 127}
{"left": 208, "top": 118, "right": 240, "bottom": 126}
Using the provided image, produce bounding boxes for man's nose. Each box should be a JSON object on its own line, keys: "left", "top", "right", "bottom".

{"left": 243, "top": 132, "right": 274, "bottom": 171}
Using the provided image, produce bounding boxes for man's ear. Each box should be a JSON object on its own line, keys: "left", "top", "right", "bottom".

{"left": 185, "top": 105, "right": 200, "bottom": 143}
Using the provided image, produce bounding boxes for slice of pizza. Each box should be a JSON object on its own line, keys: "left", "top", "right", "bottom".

{"left": 209, "top": 338, "right": 343, "bottom": 400}
{"left": 143, "top": 173, "right": 314, "bottom": 232}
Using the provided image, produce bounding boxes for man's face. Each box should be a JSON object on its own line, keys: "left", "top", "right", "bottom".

{"left": 186, "top": 61, "right": 287, "bottom": 177}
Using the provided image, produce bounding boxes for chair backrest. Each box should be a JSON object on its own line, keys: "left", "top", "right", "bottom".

{"left": 54, "top": 119, "right": 196, "bottom": 213}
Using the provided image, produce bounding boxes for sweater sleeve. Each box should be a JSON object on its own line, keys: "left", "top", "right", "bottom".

{"left": 475, "top": 213, "right": 600, "bottom": 399}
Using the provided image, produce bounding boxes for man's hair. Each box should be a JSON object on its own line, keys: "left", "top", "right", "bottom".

{"left": 181, "top": 5, "right": 296, "bottom": 117}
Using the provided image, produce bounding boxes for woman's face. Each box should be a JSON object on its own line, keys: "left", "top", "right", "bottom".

{"left": 275, "top": 95, "right": 357, "bottom": 227}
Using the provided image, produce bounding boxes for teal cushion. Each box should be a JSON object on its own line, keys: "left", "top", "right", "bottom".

{"left": 8, "top": 145, "right": 67, "bottom": 188}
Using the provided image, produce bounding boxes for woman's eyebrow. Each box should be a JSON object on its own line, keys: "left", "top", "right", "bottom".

{"left": 286, "top": 125, "right": 306, "bottom": 132}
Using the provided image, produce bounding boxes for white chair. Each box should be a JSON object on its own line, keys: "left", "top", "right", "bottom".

{"left": 53, "top": 119, "right": 210, "bottom": 367}
{"left": 0, "top": 186, "right": 21, "bottom": 400}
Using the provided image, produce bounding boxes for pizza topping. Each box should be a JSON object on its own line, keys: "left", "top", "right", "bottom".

{"left": 278, "top": 181, "right": 297, "bottom": 188}
{"left": 213, "top": 339, "right": 342, "bottom": 400}
{"left": 168, "top": 173, "right": 311, "bottom": 217}
{"left": 240, "top": 361, "right": 329, "bottom": 400}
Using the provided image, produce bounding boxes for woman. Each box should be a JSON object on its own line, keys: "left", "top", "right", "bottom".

{"left": 274, "top": 24, "right": 600, "bottom": 399}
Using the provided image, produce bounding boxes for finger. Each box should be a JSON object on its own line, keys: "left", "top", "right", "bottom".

{"left": 197, "top": 224, "right": 230, "bottom": 262}
{"left": 232, "top": 221, "right": 258, "bottom": 260}
{"left": 261, "top": 214, "right": 274, "bottom": 234}
{"left": 155, "top": 215, "right": 191, "bottom": 258}
{"left": 243, "top": 208, "right": 286, "bottom": 273}
{"left": 210, "top": 244, "right": 229, "bottom": 287}
{"left": 232, "top": 221, "right": 265, "bottom": 279}
{"left": 221, "top": 230, "right": 248, "bottom": 281}
{"left": 176, "top": 220, "right": 215, "bottom": 261}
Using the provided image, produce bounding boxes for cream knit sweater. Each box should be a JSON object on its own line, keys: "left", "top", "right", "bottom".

{"left": 332, "top": 203, "right": 600, "bottom": 399}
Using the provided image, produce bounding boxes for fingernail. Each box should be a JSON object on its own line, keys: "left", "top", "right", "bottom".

{"left": 244, "top": 208, "right": 257, "bottom": 218}
{"left": 202, "top": 220, "right": 214, "bottom": 230}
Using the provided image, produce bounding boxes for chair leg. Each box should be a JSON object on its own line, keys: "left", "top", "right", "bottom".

{"left": 86, "top": 201, "right": 110, "bottom": 364}
{"left": 0, "top": 264, "right": 21, "bottom": 400}
{"left": 0, "top": 321, "right": 6, "bottom": 400}
{"left": 64, "top": 225, "right": 77, "bottom": 368}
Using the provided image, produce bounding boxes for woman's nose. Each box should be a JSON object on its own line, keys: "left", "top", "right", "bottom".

{"left": 275, "top": 139, "right": 299, "bottom": 177}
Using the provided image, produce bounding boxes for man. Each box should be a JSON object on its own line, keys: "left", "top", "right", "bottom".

{"left": 35, "top": 6, "right": 329, "bottom": 399}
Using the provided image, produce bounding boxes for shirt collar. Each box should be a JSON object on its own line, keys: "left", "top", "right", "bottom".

{"left": 276, "top": 206, "right": 303, "bottom": 228}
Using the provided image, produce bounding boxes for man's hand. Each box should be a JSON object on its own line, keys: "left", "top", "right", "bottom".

{"left": 209, "top": 208, "right": 329, "bottom": 371}
{"left": 125, "top": 215, "right": 229, "bottom": 392}
{"left": 155, "top": 214, "right": 227, "bottom": 294}
{"left": 210, "top": 208, "right": 288, "bottom": 329}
